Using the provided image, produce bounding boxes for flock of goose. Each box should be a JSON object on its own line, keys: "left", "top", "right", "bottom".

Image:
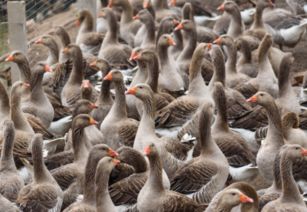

{"left": 1, "top": 0, "right": 307, "bottom": 211}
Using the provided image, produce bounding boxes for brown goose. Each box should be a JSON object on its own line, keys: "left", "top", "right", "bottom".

{"left": 247, "top": 92, "right": 284, "bottom": 182}
{"left": 132, "top": 49, "right": 175, "bottom": 113}
{"left": 98, "top": 8, "right": 132, "bottom": 68}
{"left": 0, "top": 80, "right": 10, "bottom": 129}
{"left": 16, "top": 134, "right": 63, "bottom": 212}
{"left": 137, "top": 143, "right": 207, "bottom": 212}
{"left": 108, "top": 0, "right": 142, "bottom": 46}
{"left": 262, "top": 144, "right": 307, "bottom": 212}
{"left": 100, "top": 70, "right": 139, "bottom": 149}
{"left": 75, "top": 9, "right": 103, "bottom": 56}
{"left": 126, "top": 84, "right": 186, "bottom": 178}
{"left": 171, "top": 102, "right": 228, "bottom": 204}
{"left": 90, "top": 59, "right": 113, "bottom": 124}
{"left": 205, "top": 187, "right": 254, "bottom": 212}
{"left": 156, "top": 34, "right": 185, "bottom": 95}
{"left": 236, "top": 34, "right": 278, "bottom": 98}
{"left": 211, "top": 82, "right": 256, "bottom": 167}
{"left": 217, "top": 1, "right": 243, "bottom": 38}
{"left": 51, "top": 114, "right": 99, "bottom": 190}
{"left": 143, "top": 0, "right": 180, "bottom": 22}
{"left": 63, "top": 144, "right": 118, "bottom": 212}
{"left": 175, "top": 19, "right": 197, "bottom": 89}
{"left": 130, "top": 47, "right": 148, "bottom": 87}
{"left": 0, "top": 121, "right": 24, "bottom": 202}
{"left": 21, "top": 63, "right": 54, "bottom": 128}
{"left": 95, "top": 157, "right": 119, "bottom": 212}
{"left": 156, "top": 43, "right": 212, "bottom": 128}
{"left": 60, "top": 44, "right": 85, "bottom": 108}
{"left": 213, "top": 35, "right": 249, "bottom": 89}
{"left": 133, "top": 9, "right": 156, "bottom": 50}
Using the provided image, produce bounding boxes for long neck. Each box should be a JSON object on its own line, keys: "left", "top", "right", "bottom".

{"left": 280, "top": 153, "right": 303, "bottom": 203}
{"left": 252, "top": 4, "right": 265, "bottom": 29}
{"left": 10, "top": 93, "right": 34, "bottom": 133}
{"left": 120, "top": 0, "right": 134, "bottom": 24}
{"left": 147, "top": 152, "right": 164, "bottom": 192}
{"left": 139, "top": 95, "right": 156, "bottom": 135}
{"left": 16, "top": 59, "right": 32, "bottom": 82}
{"left": 58, "top": 29, "right": 71, "bottom": 47}
{"left": 95, "top": 166, "right": 113, "bottom": 209}
{"left": 83, "top": 156, "right": 101, "bottom": 204}
{"left": 82, "top": 15, "right": 94, "bottom": 32}
{"left": 278, "top": 59, "right": 291, "bottom": 98}
{"left": 30, "top": 74, "right": 45, "bottom": 102}
{"left": 178, "top": 27, "right": 197, "bottom": 61}
{"left": 157, "top": 44, "right": 170, "bottom": 66}
{"left": 112, "top": 80, "right": 128, "bottom": 117}
{"left": 46, "top": 41, "right": 59, "bottom": 65}
{"left": 239, "top": 39, "right": 252, "bottom": 63}
{"left": 188, "top": 52, "right": 207, "bottom": 96}
{"left": 72, "top": 126, "right": 88, "bottom": 162}
{"left": 227, "top": 8, "right": 242, "bottom": 37}
{"left": 0, "top": 131, "right": 16, "bottom": 171}
{"left": 172, "top": 30, "right": 183, "bottom": 52}
{"left": 214, "top": 88, "right": 229, "bottom": 132}
{"left": 68, "top": 48, "right": 84, "bottom": 85}
{"left": 0, "top": 82, "right": 10, "bottom": 116}
{"left": 146, "top": 56, "right": 159, "bottom": 93}
{"left": 142, "top": 18, "right": 156, "bottom": 46}
{"left": 32, "top": 140, "right": 51, "bottom": 183}
{"left": 104, "top": 12, "right": 119, "bottom": 44}
{"left": 272, "top": 154, "right": 283, "bottom": 190}
{"left": 224, "top": 41, "right": 237, "bottom": 74}
{"left": 263, "top": 101, "right": 284, "bottom": 146}
{"left": 99, "top": 73, "right": 112, "bottom": 102}
{"left": 210, "top": 48, "right": 226, "bottom": 88}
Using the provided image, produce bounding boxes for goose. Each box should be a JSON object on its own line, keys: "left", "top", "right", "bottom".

{"left": 137, "top": 143, "right": 207, "bottom": 212}
{"left": 0, "top": 194, "right": 20, "bottom": 212}
{"left": 171, "top": 102, "right": 229, "bottom": 204}
{"left": 0, "top": 121, "right": 24, "bottom": 202}
{"left": 34, "top": 35, "right": 59, "bottom": 66}
{"left": 100, "top": 70, "right": 139, "bottom": 149}
{"left": 16, "top": 134, "right": 63, "bottom": 212}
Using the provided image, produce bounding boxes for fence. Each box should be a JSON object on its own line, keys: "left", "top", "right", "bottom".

{"left": 0, "top": 0, "right": 97, "bottom": 83}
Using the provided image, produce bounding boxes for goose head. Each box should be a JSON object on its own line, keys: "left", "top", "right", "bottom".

{"left": 133, "top": 9, "right": 153, "bottom": 24}
{"left": 73, "top": 99, "right": 98, "bottom": 117}
{"left": 130, "top": 49, "right": 157, "bottom": 64}
{"left": 90, "top": 144, "right": 119, "bottom": 159}
{"left": 72, "top": 114, "right": 98, "bottom": 130}
{"left": 216, "top": 188, "right": 254, "bottom": 209}
{"left": 34, "top": 35, "right": 57, "bottom": 49}
{"left": 62, "top": 44, "right": 82, "bottom": 59}
{"left": 5, "top": 51, "right": 27, "bottom": 64}
{"left": 126, "top": 83, "right": 154, "bottom": 101}
{"left": 174, "top": 19, "right": 195, "bottom": 32}
{"left": 89, "top": 58, "right": 110, "bottom": 74}
{"left": 76, "top": 9, "right": 93, "bottom": 27}
{"left": 246, "top": 92, "right": 274, "bottom": 107}
{"left": 279, "top": 144, "right": 307, "bottom": 160}
{"left": 103, "top": 69, "right": 124, "bottom": 83}
{"left": 217, "top": 1, "right": 240, "bottom": 14}
{"left": 11, "top": 81, "right": 31, "bottom": 98}
{"left": 213, "top": 35, "right": 234, "bottom": 47}
{"left": 158, "top": 34, "right": 176, "bottom": 47}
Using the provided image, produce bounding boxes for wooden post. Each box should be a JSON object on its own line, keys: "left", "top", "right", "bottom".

{"left": 77, "top": 0, "right": 97, "bottom": 31}
{"left": 7, "top": 1, "right": 27, "bottom": 83}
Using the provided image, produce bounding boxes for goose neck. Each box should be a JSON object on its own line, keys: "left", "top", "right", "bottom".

{"left": 68, "top": 48, "right": 84, "bottom": 85}
{"left": 112, "top": 80, "right": 128, "bottom": 117}
{"left": 145, "top": 55, "right": 159, "bottom": 93}
{"left": 178, "top": 27, "right": 197, "bottom": 61}
{"left": 120, "top": 0, "right": 134, "bottom": 24}
{"left": 104, "top": 12, "right": 119, "bottom": 44}
{"left": 224, "top": 42, "right": 237, "bottom": 74}
{"left": 16, "top": 59, "right": 32, "bottom": 82}
{"left": 147, "top": 152, "right": 164, "bottom": 192}
{"left": 72, "top": 127, "right": 88, "bottom": 162}
{"left": 95, "top": 166, "right": 113, "bottom": 208}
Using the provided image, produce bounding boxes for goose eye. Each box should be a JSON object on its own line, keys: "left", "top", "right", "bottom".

{"left": 231, "top": 193, "right": 236, "bottom": 196}
{"left": 139, "top": 86, "right": 143, "bottom": 89}
{"left": 296, "top": 147, "right": 300, "bottom": 150}
{"left": 260, "top": 93, "right": 264, "bottom": 96}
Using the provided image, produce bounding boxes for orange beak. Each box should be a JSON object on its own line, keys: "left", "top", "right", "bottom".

{"left": 112, "top": 158, "right": 121, "bottom": 166}
{"left": 217, "top": 3, "right": 225, "bottom": 11}
{"left": 246, "top": 95, "right": 257, "bottom": 103}
{"left": 103, "top": 72, "right": 113, "bottom": 81}
{"left": 23, "top": 82, "right": 31, "bottom": 88}
{"left": 126, "top": 86, "right": 137, "bottom": 95}
{"left": 213, "top": 37, "right": 222, "bottom": 45}
{"left": 207, "top": 43, "right": 212, "bottom": 50}
{"left": 239, "top": 194, "right": 254, "bottom": 203}
{"left": 172, "top": 19, "right": 179, "bottom": 26}
{"left": 44, "top": 64, "right": 51, "bottom": 72}
{"left": 82, "top": 80, "right": 91, "bottom": 88}
{"left": 144, "top": 146, "right": 151, "bottom": 155}
{"left": 174, "top": 22, "right": 184, "bottom": 31}
{"left": 62, "top": 47, "right": 69, "bottom": 54}
{"left": 108, "top": 0, "right": 113, "bottom": 8}
{"left": 89, "top": 60, "right": 97, "bottom": 68}
{"left": 108, "top": 148, "right": 119, "bottom": 157}
{"left": 5, "top": 54, "right": 14, "bottom": 62}
{"left": 133, "top": 15, "right": 140, "bottom": 20}
{"left": 90, "top": 103, "right": 98, "bottom": 109}
{"left": 89, "top": 117, "right": 98, "bottom": 125}
{"left": 301, "top": 148, "right": 307, "bottom": 156}
{"left": 75, "top": 19, "right": 81, "bottom": 27}
{"left": 35, "top": 38, "right": 43, "bottom": 44}
{"left": 268, "top": 0, "right": 275, "bottom": 7}
{"left": 167, "top": 37, "right": 176, "bottom": 46}
{"left": 169, "top": 0, "right": 176, "bottom": 6}
{"left": 129, "top": 51, "right": 140, "bottom": 61}
{"left": 143, "top": 0, "right": 149, "bottom": 8}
